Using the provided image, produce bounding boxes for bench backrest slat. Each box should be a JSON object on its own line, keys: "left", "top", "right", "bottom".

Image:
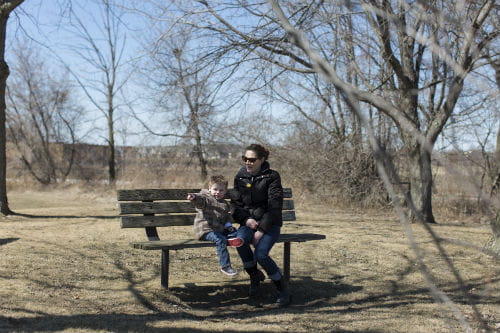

{"left": 121, "top": 210, "right": 296, "bottom": 228}
{"left": 119, "top": 199, "right": 294, "bottom": 215}
{"left": 117, "top": 188, "right": 293, "bottom": 201}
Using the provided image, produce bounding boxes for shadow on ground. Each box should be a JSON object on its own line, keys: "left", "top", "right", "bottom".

{"left": 0, "top": 276, "right": 370, "bottom": 333}
{"left": 4, "top": 270, "right": 498, "bottom": 332}
{"left": 0, "top": 238, "right": 19, "bottom": 246}
{"left": 167, "top": 274, "right": 359, "bottom": 312}
{"left": 0, "top": 313, "right": 236, "bottom": 333}
{"left": 0, "top": 313, "right": 384, "bottom": 333}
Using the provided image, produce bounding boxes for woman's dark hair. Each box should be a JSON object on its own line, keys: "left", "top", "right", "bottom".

{"left": 245, "top": 143, "right": 270, "bottom": 161}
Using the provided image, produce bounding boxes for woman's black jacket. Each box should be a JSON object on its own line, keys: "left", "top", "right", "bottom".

{"left": 230, "top": 161, "right": 283, "bottom": 233}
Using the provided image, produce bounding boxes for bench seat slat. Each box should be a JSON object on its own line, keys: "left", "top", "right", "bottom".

{"left": 130, "top": 233, "right": 326, "bottom": 250}
{"left": 121, "top": 210, "right": 297, "bottom": 228}
{"left": 117, "top": 188, "right": 293, "bottom": 201}
{"left": 119, "top": 199, "right": 294, "bottom": 215}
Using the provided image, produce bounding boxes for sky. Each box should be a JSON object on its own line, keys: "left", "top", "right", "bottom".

{"left": 5, "top": 0, "right": 499, "bottom": 152}
{"left": 6, "top": 0, "right": 284, "bottom": 148}
{"left": 7, "top": 0, "right": 153, "bottom": 147}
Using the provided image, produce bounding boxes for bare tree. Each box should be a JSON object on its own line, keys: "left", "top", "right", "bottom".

{"left": 0, "top": 0, "right": 24, "bottom": 215}
{"left": 61, "top": 0, "right": 131, "bottom": 185}
{"left": 186, "top": 0, "right": 497, "bottom": 224}
{"left": 7, "top": 42, "right": 82, "bottom": 184}
{"left": 135, "top": 26, "right": 242, "bottom": 181}
{"left": 267, "top": 1, "right": 498, "bottom": 330}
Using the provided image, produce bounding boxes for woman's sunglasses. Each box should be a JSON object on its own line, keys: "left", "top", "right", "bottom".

{"left": 241, "top": 156, "right": 258, "bottom": 163}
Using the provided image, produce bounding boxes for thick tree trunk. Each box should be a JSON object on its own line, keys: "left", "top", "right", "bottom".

{"left": 0, "top": 13, "right": 11, "bottom": 215}
{"left": 0, "top": 2, "right": 25, "bottom": 214}
{"left": 486, "top": 60, "right": 500, "bottom": 254}
{"left": 408, "top": 143, "right": 436, "bottom": 223}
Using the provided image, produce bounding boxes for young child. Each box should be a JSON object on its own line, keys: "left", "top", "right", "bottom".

{"left": 187, "top": 175, "right": 243, "bottom": 276}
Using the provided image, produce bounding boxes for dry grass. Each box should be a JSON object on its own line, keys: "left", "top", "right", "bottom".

{"left": 0, "top": 188, "right": 499, "bottom": 333}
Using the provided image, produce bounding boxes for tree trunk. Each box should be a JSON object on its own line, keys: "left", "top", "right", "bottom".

{"left": 407, "top": 142, "right": 436, "bottom": 223}
{"left": 0, "top": 13, "right": 11, "bottom": 215}
{"left": 493, "top": 162, "right": 500, "bottom": 250}
{"left": 491, "top": 204, "right": 500, "bottom": 255}
{"left": 193, "top": 121, "right": 208, "bottom": 181}
{"left": 488, "top": 59, "right": 500, "bottom": 254}
{"left": 108, "top": 105, "right": 115, "bottom": 185}
{"left": 0, "top": 1, "right": 25, "bottom": 215}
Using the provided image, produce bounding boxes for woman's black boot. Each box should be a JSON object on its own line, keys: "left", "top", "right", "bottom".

{"left": 273, "top": 278, "right": 291, "bottom": 306}
{"left": 245, "top": 266, "right": 265, "bottom": 297}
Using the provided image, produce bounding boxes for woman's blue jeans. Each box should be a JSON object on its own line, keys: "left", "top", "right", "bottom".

{"left": 201, "top": 231, "right": 231, "bottom": 268}
{"left": 236, "top": 225, "right": 282, "bottom": 281}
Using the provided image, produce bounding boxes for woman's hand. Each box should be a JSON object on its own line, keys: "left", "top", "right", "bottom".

{"left": 186, "top": 193, "right": 196, "bottom": 201}
{"left": 245, "top": 218, "right": 259, "bottom": 230}
{"left": 252, "top": 230, "right": 264, "bottom": 246}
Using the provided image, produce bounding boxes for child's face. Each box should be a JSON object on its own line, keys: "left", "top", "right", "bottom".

{"left": 209, "top": 183, "right": 227, "bottom": 200}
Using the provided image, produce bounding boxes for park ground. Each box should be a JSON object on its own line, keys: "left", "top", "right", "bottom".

{"left": 0, "top": 188, "right": 499, "bottom": 332}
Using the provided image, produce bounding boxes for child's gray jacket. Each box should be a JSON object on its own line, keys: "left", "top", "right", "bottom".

{"left": 191, "top": 189, "right": 233, "bottom": 240}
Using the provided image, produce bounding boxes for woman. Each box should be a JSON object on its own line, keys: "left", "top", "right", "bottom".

{"left": 231, "top": 143, "right": 290, "bottom": 306}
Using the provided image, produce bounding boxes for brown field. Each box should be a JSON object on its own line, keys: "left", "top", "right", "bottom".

{"left": 0, "top": 188, "right": 499, "bottom": 333}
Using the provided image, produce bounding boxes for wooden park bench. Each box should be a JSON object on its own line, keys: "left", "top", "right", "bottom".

{"left": 117, "top": 188, "right": 326, "bottom": 289}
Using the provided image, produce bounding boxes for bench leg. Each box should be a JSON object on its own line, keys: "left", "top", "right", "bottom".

{"left": 283, "top": 242, "right": 290, "bottom": 282}
{"left": 161, "top": 249, "right": 169, "bottom": 289}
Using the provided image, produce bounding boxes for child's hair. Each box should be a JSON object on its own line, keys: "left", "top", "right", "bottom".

{"left": 209, "top": 175, "right": 228, "bottom": 188}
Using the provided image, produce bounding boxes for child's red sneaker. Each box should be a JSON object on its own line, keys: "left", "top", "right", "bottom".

{"left": 227, "top": 237, "right": 244, "bottom": 247}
